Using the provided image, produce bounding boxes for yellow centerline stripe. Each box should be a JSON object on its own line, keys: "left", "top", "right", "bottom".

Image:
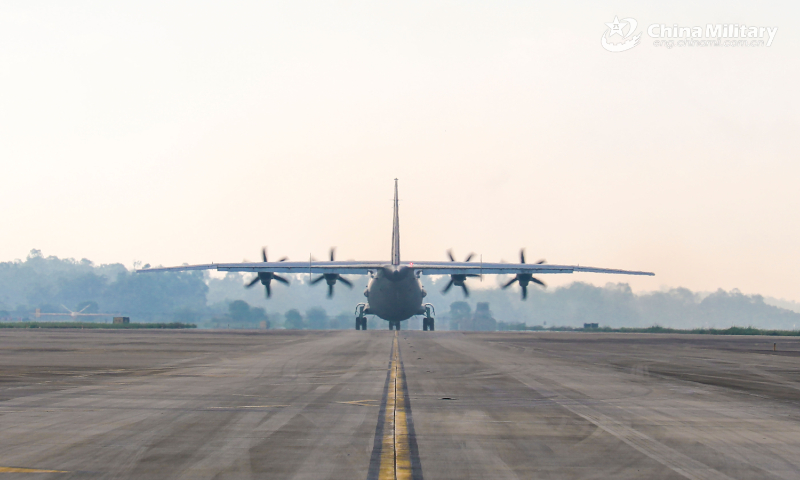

{"left": 378, "top": 332, "right": 413, "bottom": 480}
{"left": 395, "top": 347, "right": 412, "bottom": 480}
{"left": 0, "top": 467, "right": 67, "bottom": 473}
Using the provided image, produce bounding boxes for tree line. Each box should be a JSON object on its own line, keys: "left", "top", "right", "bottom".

{"left": 1, "top": 250, "right": 799, "bottom": 330}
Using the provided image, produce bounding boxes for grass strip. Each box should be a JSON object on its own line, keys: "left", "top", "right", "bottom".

{"left": 0, "top": 322, "right": 196, "bottom": 329}
{"left": 498, "top": 323, "right": 800, "bottom": 336}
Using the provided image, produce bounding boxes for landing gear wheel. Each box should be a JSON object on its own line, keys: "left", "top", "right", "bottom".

{"left": 355, "top": 317, "right": 367, "bottom": 330}
{"left": 355, "top": 318, "right": 360, "bottom": 330}
{"left": 423, "top": 304, "right": 436, "bottom": 332}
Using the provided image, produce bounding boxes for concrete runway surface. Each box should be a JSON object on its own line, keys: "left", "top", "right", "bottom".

{"left": 2, "top": 330, "right": 800, "bottom": 479}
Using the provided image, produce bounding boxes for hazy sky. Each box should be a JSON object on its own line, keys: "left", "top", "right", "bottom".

{"left": 2, "top": 1, "right": 798, "bottom": 300}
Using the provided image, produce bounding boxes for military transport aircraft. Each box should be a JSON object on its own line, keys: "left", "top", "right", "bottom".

{"left": 138, "top": 180, "right": 654, "bottom": 331}
{"left": 35, "top": 305, "right": 118, "bottom": 320}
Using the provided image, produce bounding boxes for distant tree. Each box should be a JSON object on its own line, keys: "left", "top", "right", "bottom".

{"left": 250, "top": 306, "right": 268, "bottom": 322}
{"left": 103, "top": 270, "right": 208, "bottom": 322}
{"left": 450, "top": 301, "right": 471, "bottom": 318}
{"left": 472, "top": 302, "right": 497, "bottom": 331}
{"left": 225, "top": 300, "right": 267, "bottom": 327}
{"left": 331, "top": 312, "right": 351, "bottom": 329}
{"left": 285, "top": 309, "right": 304, "bottom": 329}
{"left": 449, "top": 301, "right": 471, "bottom": 330}
{"left": 450, "top": 301, "right": 472, "bottom": 330}
{"left": 229, "top": 300, "right": 251, "bottom": 322}
{"left": 497, "top": 321, "right": 529, "bottom": 331}
{"left": 54, "top": 274, "right": 107, "bottom": 307}
{"left": 266, "top": 311, "right": 284, "bottom": 329}
{"left": 174, "top": 307, "right": 202, "bottom": 325}
{"left": 306, "top": 307, "right": 328, "bottom": 330}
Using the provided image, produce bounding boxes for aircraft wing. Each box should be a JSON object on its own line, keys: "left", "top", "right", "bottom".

{"left": 139, "top": 261, "right": 653, "bottom": 277}
{"left": 408, "top": 261, "right": 654, "bottom": 276}
{"left": 138, "top": 261, "right": 387, "bottom": 275}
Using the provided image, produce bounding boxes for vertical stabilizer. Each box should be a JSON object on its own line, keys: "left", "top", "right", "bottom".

{"left": 391, "top": 179, "right": 400, "bottom": 265}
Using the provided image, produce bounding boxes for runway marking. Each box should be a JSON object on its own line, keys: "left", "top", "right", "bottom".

{"left": 206, "top": 405, "right": 288, "bottom": 409}
{"left": 236, "top": 405, "right": 289, "bottom": 408}
{"left": 0, "top": 466, "right": 67, "bottom": 473}
{"left": 337, "top": 399, "right": 380, "bottom": 407}
{"left": 371, "top": 332, "right": 421, "bottom": 480}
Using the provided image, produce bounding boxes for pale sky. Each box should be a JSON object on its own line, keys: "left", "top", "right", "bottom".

{"left": 2, "top": 1, "right": 798, "bottom": 300}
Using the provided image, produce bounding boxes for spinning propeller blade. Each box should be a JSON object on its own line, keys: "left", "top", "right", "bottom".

{"left": 441, "top": 250, "right": 478, "bottom": 297}
{"left": 500, "top": 249, "right": 547, "bottom": 300}
{"left": 310, "top": 248, "right": 353, "bottom": 298}
{"left": 243, "top": 247, "right": 290, "bottom": 298}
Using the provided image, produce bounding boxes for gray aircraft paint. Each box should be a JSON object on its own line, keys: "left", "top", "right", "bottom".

{"left": 362, "top": 179, "right": 426, "bottom": 322}
{"left": 363, "top": 266, "right": 425, "bottom": 322}
{"left": 391, "top": 178, "right": 400, "bottom": 267}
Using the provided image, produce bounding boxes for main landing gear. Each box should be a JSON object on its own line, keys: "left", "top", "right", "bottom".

{"left": 422, "top": 303, "right": 435, "bottom": 331}
{"left": 355, "top": 304, "right": 367, "bottom": 330}
{"left": 353, "top": 304, "right": 437, "bottom": 332}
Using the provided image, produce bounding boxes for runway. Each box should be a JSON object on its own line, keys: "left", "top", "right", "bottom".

{"left": 2, "top": 330, "right": 800, "bottom": 479}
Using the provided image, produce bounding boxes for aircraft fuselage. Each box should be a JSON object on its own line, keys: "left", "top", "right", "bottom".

{"left": 364, "top": 266, "right": 426, "bottom": 322}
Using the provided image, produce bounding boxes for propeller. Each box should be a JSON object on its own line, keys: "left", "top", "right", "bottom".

{"left": 441, "top": 249, "right": 480, "bottom": 298}
{"left": 310, "top": 248, "right": 353, "bottom": 298}
{"left": 501, "top": 249, "right": 546, "bottom": 300}
{"left": 244, "top": 248, "right": 289, "bottom": 298}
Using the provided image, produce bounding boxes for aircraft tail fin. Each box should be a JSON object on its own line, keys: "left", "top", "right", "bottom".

{"left": 391, "top": 179, "right": 400, "bottom": 265}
